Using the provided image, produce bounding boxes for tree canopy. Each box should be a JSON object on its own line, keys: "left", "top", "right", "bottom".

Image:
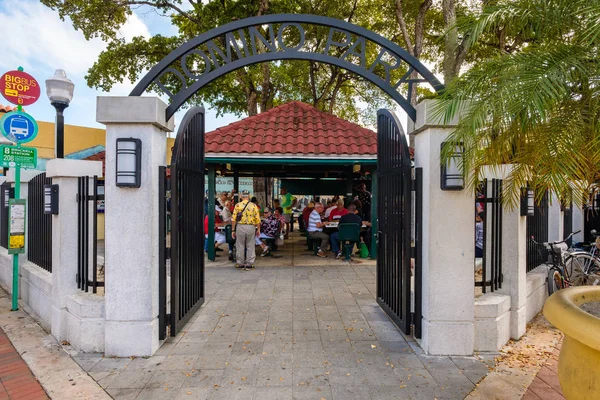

{"left": 438, "top": 0, "right": 600, "bottom": 207}
{"left": 41, "top": 0, "right": 489, "bottom": 125}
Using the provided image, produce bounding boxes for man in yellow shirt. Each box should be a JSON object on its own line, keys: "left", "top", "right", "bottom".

{"left": 232, "top": 190, "right": 261, "bottom": 269}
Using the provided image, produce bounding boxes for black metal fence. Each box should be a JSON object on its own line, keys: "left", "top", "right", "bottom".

{"left": 526, "top": 192, "right": 549, "bottom": 272}
{"left": 0, "top": 182, "right": 12, "bottom": 249}
{"left": 476, "top": 179, "right": 503, "bottom": 293}
{"left": 77, "top": 176, "right": 104, "bottom": 293}
{"left": 27, "top": 173, "right": 53, "bottom": 272}
{"left": 584, "top": 208, "right": 600, "bottom": 243}
{"left": 563, "top": 202, "right": 573, "bottom": 247}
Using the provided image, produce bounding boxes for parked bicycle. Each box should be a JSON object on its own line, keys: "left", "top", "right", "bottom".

{"left": 531, "top": 230, "right": 600, "bottom": 295}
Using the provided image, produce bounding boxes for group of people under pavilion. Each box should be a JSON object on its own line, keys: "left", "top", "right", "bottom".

{"left": 200, "top": 101, "right": 381, "bottom": 267}
{"left": 204, "top": 184, "right": 374, "bottom": 269}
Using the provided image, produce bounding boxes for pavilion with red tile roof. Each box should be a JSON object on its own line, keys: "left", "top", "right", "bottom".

{"left": 203, "top": 101, "right": 378, "bottom": 184}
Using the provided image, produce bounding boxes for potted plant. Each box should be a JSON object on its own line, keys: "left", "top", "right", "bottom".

{"left": 543, "top": 286, "right": 600, "bottom": 399}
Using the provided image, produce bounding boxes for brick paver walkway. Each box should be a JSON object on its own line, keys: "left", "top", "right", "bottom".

{"left": 0, "top": 327, "right": 48, "bottom": 400}
{"left": 522, "top": 341, "right": 565, "bottom": 400}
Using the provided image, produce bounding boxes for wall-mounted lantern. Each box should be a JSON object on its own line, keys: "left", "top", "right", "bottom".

{"left": 116, "top": 138, "right": 142, "bottom": 188}
{"left": 44, "top": 184, "right": 59, "bottom": 215}
{"left": 593, "top": 192, "right": 600, "bottom": 212}
{"left": 521, "top": 187, "right": 535, "bottom": 216}
{"left": 440, "top": 142, "right": 464, "bottom": 191}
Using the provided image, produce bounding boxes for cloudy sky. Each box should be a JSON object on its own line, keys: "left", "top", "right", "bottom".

{"left": 0, "top": 0, "right": 240, "bottom": 133}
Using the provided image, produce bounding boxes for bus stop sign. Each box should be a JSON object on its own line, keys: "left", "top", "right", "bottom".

{"left": 0, "top": 70, "right": 40, "bottom": 106}
{"left": 0, "top": 111, "right": 38, "bottom": 144}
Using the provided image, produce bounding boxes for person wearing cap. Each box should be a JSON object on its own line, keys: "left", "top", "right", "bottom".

{"left": 232, "top": 190, "right": 261, "bottom": 269}
{"left": 279, "top": 187, "right": 297, "bottom": 239}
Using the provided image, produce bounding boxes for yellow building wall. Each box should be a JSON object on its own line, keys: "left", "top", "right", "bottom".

{"left": 23, "top": 121, "right": 106, "bottom": 159}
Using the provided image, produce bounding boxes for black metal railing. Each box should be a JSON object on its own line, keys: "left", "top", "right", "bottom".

{"left": 77, "top": 176, "right": 104, "bottom": 293}
{"left": 0, "top": 182, "right": 12, "bottom": 249}
{"left": 476, "top": 179, "right": 503, "bottom": 293}
{"left": 584, "top": 208, "right": 600, "bottom": 243}
{"left": 526, "top": 191, "right": 549, "bottom": 272}
{"left": 563, "top": 202, "right": 573, "bottom": 247}
{"left": 27, "top": 172, "right": 52, "bottom": 272}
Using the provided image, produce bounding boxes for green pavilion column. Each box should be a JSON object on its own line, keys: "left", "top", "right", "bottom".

{"left": 207, "top": 165, "right": 216, "bottom": 261}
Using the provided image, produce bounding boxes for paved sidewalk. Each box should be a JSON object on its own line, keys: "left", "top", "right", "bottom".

{"left": 0, "top": 287, "right": 110, "bottom": 400}
{"left": 0, "top": 327, "right": 48, "bottom": 399}
{"left": 77, "top": 245, "right": 494, "bottom": 399}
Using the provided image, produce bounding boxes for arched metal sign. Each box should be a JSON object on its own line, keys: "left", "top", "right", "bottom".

{"left": 130, "top": 14, "right": 444, "bottom": 121}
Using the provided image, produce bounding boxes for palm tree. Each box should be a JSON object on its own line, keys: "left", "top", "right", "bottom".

{"left": 437, "top": 0, "right": 600, "bottom": 208}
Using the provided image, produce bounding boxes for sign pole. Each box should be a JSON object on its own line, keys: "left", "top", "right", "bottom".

{"left": 0, "top": 67, "right": 40, "bottom": 312}
{"left": 11, "top": 155, "right": 20, "bottom": 311}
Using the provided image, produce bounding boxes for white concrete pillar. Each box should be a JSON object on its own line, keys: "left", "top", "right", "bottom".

{"left": 547, "top": 193, "right": 563, "bottom": 243}
{"left": 479, "top": 165, "right": 528, "bottom": 340}
{"left": 97, "top": 97, "right": 172, "bottom": 357}
{"left": 413, "top": 100, "right": 474, "bottom": 355}
{"left": 46, "top": 159, "right": 103, "bottom": 341}
{"left": 499, "top": 208, "right": 527, "bottom": 339}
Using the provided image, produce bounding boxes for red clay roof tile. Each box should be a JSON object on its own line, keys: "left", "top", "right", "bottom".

{"left": 205, "top": 101, "right": 377, "bottom": 156}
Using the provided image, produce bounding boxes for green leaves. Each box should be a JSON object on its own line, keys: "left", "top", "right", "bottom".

{"left": 439, "top": 0, "right": 600, "bottom": 208}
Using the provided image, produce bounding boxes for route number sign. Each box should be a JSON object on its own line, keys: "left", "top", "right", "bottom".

{"left": 0, "top": 145, "right": 37, "bottom": 169}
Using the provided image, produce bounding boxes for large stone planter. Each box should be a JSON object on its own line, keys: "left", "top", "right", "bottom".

{"left": 543, "top": 286, "right": 600, "bottom": 400}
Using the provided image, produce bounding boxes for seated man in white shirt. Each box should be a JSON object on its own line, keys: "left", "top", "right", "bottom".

{"left": 306, "top": 202, "right": 329, "bottom": 258}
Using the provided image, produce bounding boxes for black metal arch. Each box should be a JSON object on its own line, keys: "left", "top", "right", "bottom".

{"left": 130, "top": 14, "right": 444, "bottom": 121}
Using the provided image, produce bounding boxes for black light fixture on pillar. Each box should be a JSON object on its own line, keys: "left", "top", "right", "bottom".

{"left": 593, "top": 192, "right": 600, "bottom": 212}
{"left": 116, "top": 138, "right": 142, "bottom": 188}
{"left": 43, "top": 184, "right": 59, "bottom": 215}
{"left": 440, "top": 142, "right": 464, "bottom": 191}
{"left": 45, "top": 70, "right": 75, "bottom": 159}
{"left": 521, "top": 187, "right": 535, "bottom": 216}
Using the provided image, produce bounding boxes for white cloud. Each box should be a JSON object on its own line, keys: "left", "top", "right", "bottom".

{"left": 0, "top": 0, "right": 239, "bottom": 131}
{"left": 0, "top": 1, "right": 151, "bottom": 75}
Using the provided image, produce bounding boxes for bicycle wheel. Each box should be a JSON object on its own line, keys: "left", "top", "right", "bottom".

{"left": 547, "top": 268, "right": 563, "bottom": 296}
{"left": 564, "top": 253, "right": 600, "bottom": 287}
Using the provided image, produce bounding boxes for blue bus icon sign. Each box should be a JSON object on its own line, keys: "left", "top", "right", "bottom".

{"left": 0, "top": 111, "right": 38, "bottom": 144}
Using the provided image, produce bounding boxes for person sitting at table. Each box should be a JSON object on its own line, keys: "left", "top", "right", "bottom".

{"left": 307, "top": 202, "right": 329, "bottom": 258}
{"left": 300, "top": 201, "right": 315, "bottom": 231}
{"left": 328, "top": 198, "right": 348, "bottom": 221}
{"left": 351, "top": 198, "right": 364, "bottom": 219}
{"left": 330, "top": 204, "right": 362, "bottom": 258}
{"left": 255, "top": 207, "right": 280, "bottom": 257}
{"left": 324, "top": 200, "right": 337, "bottom": 219}
{"left": 204, "top": 207, "right": 226, "bottom": 253}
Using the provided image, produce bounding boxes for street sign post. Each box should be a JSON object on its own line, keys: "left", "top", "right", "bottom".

{"left": 0, "top": 66, "right": 40, "bottom": 311}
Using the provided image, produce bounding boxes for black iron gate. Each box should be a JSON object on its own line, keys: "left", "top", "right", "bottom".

{"left": 27, "top": 173, "right": 52, "bottom": 273}
{"left": 526, "top": 192, "right": 549, "bottom": 271}
{"left": 376, "top": 109, "right": 414, "bottom": 335}
{"left": 160, "top": 106, "right": 206, "bottom": 338}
